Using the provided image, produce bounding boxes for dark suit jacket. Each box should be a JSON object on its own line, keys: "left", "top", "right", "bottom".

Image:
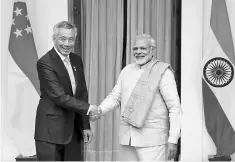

{"left": 34, "top": 48, "right": 90, "bottom": 144}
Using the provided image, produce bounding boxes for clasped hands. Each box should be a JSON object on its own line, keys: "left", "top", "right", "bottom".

{"left": 87, "top": 105, "right": 102, "bottom": 122}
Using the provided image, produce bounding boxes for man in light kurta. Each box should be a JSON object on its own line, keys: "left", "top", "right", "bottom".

{"left": 88, "top": 34, "right": 182, "bottom": 161}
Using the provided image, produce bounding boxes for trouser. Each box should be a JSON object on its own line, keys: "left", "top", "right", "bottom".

{"left": 118, "top": 144, "right": 167, "bottom": 161}
{"left": 35, "top": 130, "right": 84, "bottom": 161}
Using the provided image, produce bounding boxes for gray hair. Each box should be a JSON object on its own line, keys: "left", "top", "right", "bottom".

{"left": 53, "top": 21, "right": 77, "bottom": 39}
{"left": 135, "top": 34, "right": 156, "bottom": 48}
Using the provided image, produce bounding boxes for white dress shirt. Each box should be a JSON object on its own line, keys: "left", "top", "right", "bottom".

{"left": 54, "top": 47, "right": 76, "bottom": 95}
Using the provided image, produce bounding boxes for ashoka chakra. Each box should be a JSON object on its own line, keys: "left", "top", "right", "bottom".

{"left": 203, "top": 57, "right": 234, "bottom": 87}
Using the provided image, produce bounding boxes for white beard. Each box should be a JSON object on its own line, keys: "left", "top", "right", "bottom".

{"left": 135, "top": 56, "right": 153, "bottom": 65}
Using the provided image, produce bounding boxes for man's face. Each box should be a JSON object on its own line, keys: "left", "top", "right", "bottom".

{"left": 53, "top": 28, "right": 76, "bottom": 56}
{"left": 133, "top": 39, "right": 154, "bottom": 65}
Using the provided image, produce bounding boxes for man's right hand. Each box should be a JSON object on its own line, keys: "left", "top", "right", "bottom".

{"left": 166, "top": 142, "right": 178, "bottom": 160}
{"left": 87, "top": 105, "right": 102, "bottom": 122}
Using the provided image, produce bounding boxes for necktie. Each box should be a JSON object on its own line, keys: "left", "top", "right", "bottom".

{"left": 64, "top": 57, "right": 76, "bottom": 95}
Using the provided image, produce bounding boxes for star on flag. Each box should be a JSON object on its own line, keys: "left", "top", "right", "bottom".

{"left": 24, "top": 25, "right": 32, "bottom": 34}
{"left": 11, "top": 4, "right": 33, "bottom": 37}
{"left": 14, "top": 7, "right": 22, "bottom": 16}
{"left": 14, "top": 28, "right": 22, "bottom": 37}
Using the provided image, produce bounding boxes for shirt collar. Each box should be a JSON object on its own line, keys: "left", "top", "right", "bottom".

{"left": 54, "top": 46, "right": 70, "bottom": 62}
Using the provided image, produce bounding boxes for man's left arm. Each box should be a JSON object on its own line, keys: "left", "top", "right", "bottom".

{"left": 159, "top": 68, "right": 182, "bottom": 159}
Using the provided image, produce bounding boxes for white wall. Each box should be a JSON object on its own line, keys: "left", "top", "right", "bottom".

{"left": 0, "top": 0, "right": 2, "bottom": 160}
{"left": 34, "top": 0, "right": 68, "bottom": 58}
{"left": 181, "top": 0, "right": 204, "bottom": 160}
{"left": 1, "top": 0, "right": 68, "bottom": 160}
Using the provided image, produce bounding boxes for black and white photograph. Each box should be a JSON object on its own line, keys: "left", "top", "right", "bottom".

{"left": 0, "top": 0, "right": 235, "bottom": 161}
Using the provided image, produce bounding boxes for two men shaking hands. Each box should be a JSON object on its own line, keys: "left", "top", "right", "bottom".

{"left": 87, "top": 105, "right": 102, "bottom": 122}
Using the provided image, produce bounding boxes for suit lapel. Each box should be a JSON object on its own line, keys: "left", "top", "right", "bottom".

{"left": 69, "top": 54, "right": 79, "bottom": 83}
{"left": 49, "top": 48, "right": 73, "bottom": 94}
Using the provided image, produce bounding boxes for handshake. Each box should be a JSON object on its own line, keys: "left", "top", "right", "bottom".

{"left": 87, "top": 105, "right": 102, "bottom": 122}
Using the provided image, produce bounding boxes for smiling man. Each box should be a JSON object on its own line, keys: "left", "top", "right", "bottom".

{"left": 89, "top": 34, "right": 182, "bottom": 161}
{"left": 34, "top": 21, "right": 93, "bottom": 161}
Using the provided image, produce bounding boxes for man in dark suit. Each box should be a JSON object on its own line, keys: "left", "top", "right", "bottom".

{"left": 34, "top": 21, "right": 93, "bottom": 161}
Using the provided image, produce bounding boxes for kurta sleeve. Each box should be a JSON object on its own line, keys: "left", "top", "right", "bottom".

{"left": 159, "top": 69, "right": 182, "bottom": 144}
{"left": 99, "top": 71, "right": 123, "bottom": 114}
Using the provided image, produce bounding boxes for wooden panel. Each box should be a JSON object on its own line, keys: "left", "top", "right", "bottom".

{"left": 171, "top": 0, "right": 181, "bottom": 98}
{"left": 171, "top": 0, "right": 181, "bottom": 161}
{"left": 68, "top": 0, "right": 82, "bottom": 56}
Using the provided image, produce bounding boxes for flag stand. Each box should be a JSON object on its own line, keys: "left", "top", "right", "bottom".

{"left": 208, "top": 155, "right": 231, "bottom": 161}
{"left": 15, "top": 154, "right": 37, "bottom": 161}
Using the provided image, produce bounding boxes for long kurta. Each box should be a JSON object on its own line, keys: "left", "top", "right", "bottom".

{"left": 99, "top": 60, "right": 182, "bottom": 147}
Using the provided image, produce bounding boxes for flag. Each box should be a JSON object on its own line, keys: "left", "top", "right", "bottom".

{"left": 5, "top": 0, "right": 40, "bottom": 158}
{"left": 202, "top": 0, "right": 235, "bottom": 157}
{"left": 8, "top": 0, "right": 40, "bottom": 94}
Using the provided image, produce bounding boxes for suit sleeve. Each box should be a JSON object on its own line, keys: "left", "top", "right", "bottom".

{"left": 75, "top": 58, "right": 90, "bottom": 130}
{"left": 37, "top": 59, "right": 89, "bottom": 115}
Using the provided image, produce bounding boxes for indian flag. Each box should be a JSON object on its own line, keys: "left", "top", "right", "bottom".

{"left": 202, "top": 0, "right": 235, "bottom": 158}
